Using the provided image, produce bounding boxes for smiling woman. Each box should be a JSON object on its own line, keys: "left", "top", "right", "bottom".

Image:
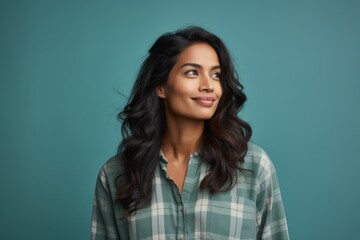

{"left": 157, "top": 42, "right": 223, "bottom": 192}
{"left": 157, "top": 43, "right": 222, "bottom": 123}
{"left": 91, "top": 26, "right": 289, "bottom": 239}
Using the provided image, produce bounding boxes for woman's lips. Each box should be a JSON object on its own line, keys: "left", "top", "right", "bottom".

{"left": 191, "top": 97, "right": 215, "bottom": 107}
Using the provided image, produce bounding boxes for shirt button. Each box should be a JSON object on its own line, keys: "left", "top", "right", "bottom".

{"left": 178, "top": 205, "right": 183, "bottom": 211}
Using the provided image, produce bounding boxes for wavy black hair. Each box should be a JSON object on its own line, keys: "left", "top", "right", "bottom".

{"left": 116, "top": 26, "right": 252, "bottom": 215}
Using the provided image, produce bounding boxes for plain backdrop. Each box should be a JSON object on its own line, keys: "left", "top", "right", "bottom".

{"left": 1, "top": 0, "right": 359, "bottom": 239}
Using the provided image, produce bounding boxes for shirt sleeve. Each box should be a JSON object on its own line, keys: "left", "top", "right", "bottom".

{"left": 256, "top": 158, "right": 289, "bottom": 240}
{"left": 91, "top": 166, "right": 120, "bottom": 240}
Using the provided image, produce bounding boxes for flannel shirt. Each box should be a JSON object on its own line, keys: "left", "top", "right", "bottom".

{"left": 91, "top": 142, "right": 289, "bottom": 239}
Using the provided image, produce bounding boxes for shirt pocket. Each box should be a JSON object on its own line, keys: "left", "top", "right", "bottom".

{"left": 206, "top": 193, "right": 257, "bottom": 239}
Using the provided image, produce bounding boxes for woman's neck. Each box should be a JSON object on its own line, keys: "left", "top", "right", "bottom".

{"left": 162, "top": 117, "right": 204, "bottom": 165}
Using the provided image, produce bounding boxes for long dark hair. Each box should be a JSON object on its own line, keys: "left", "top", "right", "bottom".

{"left": 116, "top": 26, "right": 252, "bottom": 215}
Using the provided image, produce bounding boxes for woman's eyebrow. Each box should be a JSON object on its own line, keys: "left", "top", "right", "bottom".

{"left": 179, "top": 63, "right": 221, "bottom": 70}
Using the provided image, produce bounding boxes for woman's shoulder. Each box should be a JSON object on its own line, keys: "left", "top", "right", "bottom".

{"left": 243, "top": 142, "right": 277, "bottom": 183}
{"left": 96, "top": 154, "right": 124, "bottom": 185}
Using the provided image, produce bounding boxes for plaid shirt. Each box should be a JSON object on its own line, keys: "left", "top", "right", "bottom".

{"left": 91, "top": 142, "right": 289, "bottom": 240}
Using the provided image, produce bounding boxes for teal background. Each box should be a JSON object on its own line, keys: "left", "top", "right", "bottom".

{"left": 1, "top": 0, "right": 359, "bottom": 239}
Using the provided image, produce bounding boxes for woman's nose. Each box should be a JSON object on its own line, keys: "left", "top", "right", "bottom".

{"left": 199, "top": 75, "right": 214, "bottom": 92}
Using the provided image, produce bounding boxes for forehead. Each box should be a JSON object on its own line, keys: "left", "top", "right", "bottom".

{"left": 175, "top": 43, "right": 220, "bottom": 66}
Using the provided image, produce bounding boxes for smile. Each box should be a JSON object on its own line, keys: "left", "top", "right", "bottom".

{"left": 191, "top": 97, "right": 216, "bottom": 107}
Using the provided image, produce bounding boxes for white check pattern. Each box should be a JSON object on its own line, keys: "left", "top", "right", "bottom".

{"left": 91, "top": 142, "right": 289, "bottom": 239}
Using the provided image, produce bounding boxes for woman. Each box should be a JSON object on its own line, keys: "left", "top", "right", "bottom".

{"left": 91, "top": 26, "right": 289, "bottom": 240}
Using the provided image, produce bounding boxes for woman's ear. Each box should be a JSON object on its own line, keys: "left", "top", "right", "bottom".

{"left": 156, "top": 86, "right": 166, "bottom": 99}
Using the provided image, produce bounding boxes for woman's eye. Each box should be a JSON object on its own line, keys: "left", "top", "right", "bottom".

{"left": 211, "top": 72, "right": 221, "bottom": 80}
{"left": 185, "top": 70, "right": 198, "bottom": 76}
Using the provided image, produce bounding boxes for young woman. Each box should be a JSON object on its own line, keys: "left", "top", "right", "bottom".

{"left": 91, "top": 26, "right": 289, "bottom": 240}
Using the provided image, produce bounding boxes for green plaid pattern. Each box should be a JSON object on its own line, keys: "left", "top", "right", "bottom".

{"left": 91, "top": 143, "right": 289, "bottom": 239}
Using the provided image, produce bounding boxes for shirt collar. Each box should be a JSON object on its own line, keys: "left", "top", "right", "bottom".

{"left": 159, "top": 149, "right": 200, "bottom": 167}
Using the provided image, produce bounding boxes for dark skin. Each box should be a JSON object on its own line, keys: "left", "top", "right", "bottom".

{"left": 157, "top": 43, "right": 222, "bottom": 191}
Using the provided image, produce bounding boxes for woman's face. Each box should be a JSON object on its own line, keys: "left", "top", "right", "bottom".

{"left": 157, "top": 42, "right": 222, "bottom": 121}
